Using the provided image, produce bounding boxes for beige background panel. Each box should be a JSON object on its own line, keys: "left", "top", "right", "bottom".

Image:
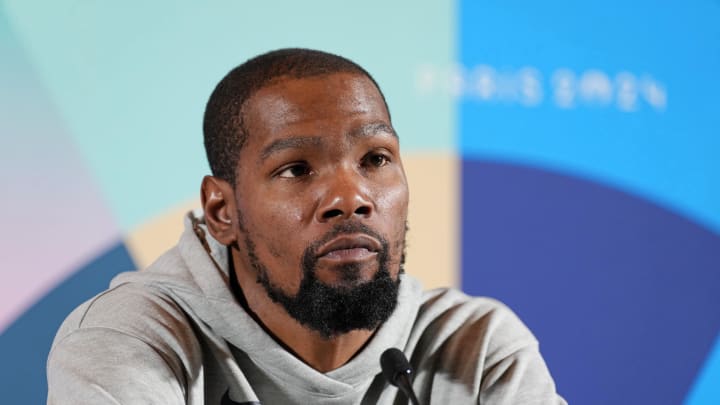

{"left": 402, "top": 152, "right": 459, "bottom": 289}
{"left": 126, "top": 153, "right": 458, "bottom": 289}
{"left": 125, "top": 199, "right": 200, "bottom": 268}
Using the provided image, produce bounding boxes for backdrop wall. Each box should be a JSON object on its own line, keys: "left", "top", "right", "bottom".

{"left": 1, "top": 1, "right": 718, "bottom": 403}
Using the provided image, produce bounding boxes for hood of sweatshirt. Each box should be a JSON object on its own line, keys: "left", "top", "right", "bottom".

{"left": 111, "top": 210, "right": 424, "bottom": 397}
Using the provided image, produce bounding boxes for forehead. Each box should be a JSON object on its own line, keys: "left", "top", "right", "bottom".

{"left": 241, "top": 73, "right": 391, "bottom": 146}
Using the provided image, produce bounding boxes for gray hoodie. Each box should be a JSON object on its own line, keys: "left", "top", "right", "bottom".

{"left": 47, "top": 212, "right": 566, "bottom": 404}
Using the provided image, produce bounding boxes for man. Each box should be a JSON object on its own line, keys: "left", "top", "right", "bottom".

{"left": 47, "top": 48, "right": 566, "bottom": 404}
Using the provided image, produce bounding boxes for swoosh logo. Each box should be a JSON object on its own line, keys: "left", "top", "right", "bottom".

{"left": 221, "top": 389, "right": 261, "bottom": 405}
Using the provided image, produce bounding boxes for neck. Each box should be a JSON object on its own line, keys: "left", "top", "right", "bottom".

{"left": 230, "top": 250, "right": 375, "bottom": 372}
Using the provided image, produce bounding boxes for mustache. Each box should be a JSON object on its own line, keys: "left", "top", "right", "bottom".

{"left": 302, "top": 221, "right": 389, "bottom": 271}
{"left": 312, "top": 222, "right": 385, "bottom": 253}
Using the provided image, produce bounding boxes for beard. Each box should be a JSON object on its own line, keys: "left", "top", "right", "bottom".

{"left": 242, "top": 221, "right": 403, "bottom": 339}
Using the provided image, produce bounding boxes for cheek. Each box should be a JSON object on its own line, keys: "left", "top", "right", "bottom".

{"left": 375, "top": 182, "right": 409, "bottom": 251}
{"left": 376, "top": 181, "right": 409, "bottom": 221}
{"left": 243, "top": 191, "right": 305, "bottom": 229}
{"left": 265, "top": 199, "right": 305, "bottom": 226}
{"left": 243, "top": 195, "right": 307, "bottom": 256}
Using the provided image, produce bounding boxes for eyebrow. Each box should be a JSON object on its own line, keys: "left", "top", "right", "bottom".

{"left": 259, "top": 122, "right": 397, "bottom": 163}
{"left": 349, "top": 122, "right": 397, "bottom": 139}
{"left": 260, "top": 136, "right": 323, "bottom": 161}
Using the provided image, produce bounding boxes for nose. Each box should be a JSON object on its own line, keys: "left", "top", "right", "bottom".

{"left": 315, "top": 168, "right": 373, "bottom": 222}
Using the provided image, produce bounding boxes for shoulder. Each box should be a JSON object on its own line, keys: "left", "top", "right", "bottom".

{"left": 49, "top": 281, "right": 202, "bottom": 377}
{"left": 54, "top": 281, "right": 185, "bottom": 337}
{"left": 413, "top": 288, "right": 538, "bottom": 365}
{"left": 46, "top": 282, "right": 197, "bottom": 404}
{"left": 51, "top": 240, "right": 203, "bottom": 353}
{"left": 418, "top": 288, "right": 534, "bottom": 337}
{"left": 407, "top": 288, "right": 565, "bottom": 403}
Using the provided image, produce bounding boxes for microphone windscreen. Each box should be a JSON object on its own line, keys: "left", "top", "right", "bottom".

{"left": 380, "top": 348, "right": 412, "bottom": 386}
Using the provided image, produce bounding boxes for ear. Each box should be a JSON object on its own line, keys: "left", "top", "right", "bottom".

{"left": 201, "top": 175, "right": 237, "bottom": 246}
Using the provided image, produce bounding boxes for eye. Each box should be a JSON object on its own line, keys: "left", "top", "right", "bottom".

{"left": 364, "top": 152, "right": 391, "bottom": 168}
{"left": 276, "top": 163, "right": 313, "bottom": 178}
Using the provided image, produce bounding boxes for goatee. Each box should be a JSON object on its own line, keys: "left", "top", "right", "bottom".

{"left": 250, "top": 222, "right": 402, "bottom": 339}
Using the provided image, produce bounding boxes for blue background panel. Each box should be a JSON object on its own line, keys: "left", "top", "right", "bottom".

{"left": 461, "top": 160, "right": 720, "bottom": 404}
{"left": 0, "top": 243, "right": 136, "bottom": 404}
{"left": 458, "top": 0, "right": 720, "bottom": 235}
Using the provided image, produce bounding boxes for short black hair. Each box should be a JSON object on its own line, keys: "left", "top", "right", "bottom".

{"left": 203, "top": 48, "right": 390, "bottom": 185}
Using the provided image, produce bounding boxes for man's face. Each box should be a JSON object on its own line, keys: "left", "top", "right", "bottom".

{"left": 232, "top": 72, "right": 409, "bottom": 337}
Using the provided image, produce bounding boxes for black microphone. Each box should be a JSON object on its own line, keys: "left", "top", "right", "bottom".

{"left": 380, "top": 348, "right": 420, "bottom": 405}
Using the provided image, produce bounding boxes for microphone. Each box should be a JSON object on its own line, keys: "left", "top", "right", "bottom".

{"left": 380, "top": 348, "right": 420, "bottom": 405}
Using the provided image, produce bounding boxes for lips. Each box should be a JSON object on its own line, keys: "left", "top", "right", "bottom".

{"left": 315, "top": 234, "right": 382, "bottom": 260}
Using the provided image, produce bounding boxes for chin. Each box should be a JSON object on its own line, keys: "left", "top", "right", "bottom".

{"left": 315, "top": 262, "right": 378, "bottom": 288}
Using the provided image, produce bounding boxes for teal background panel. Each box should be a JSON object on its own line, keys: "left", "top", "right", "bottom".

{"left": 3, "top": 0, "right": 456, "bottom": 231}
